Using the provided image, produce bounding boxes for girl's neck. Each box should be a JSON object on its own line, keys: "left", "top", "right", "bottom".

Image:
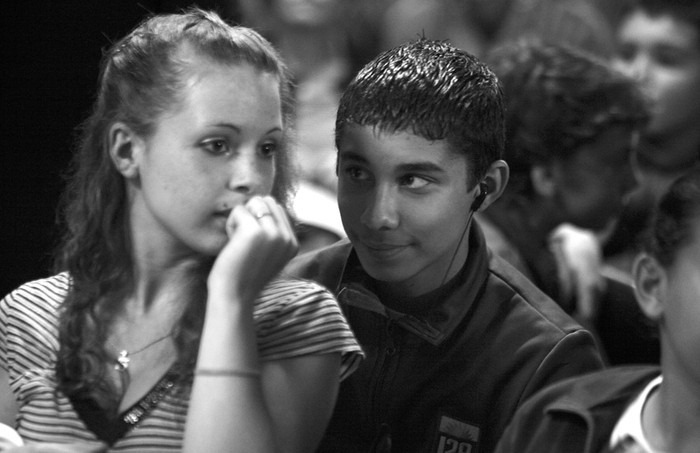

{"left": 127, "top": 213, "right": 210, "bottom": 314}
{"left": 128, "top": 257, "right": 209, "bottom": 314}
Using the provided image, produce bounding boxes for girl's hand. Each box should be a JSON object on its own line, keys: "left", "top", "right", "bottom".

{"left": 208, "top": 195, "right": 298, "bottom": 304}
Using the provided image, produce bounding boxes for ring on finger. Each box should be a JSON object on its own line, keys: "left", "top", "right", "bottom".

{"left": 254, "top": 212, "right": 273, "bottom": 220}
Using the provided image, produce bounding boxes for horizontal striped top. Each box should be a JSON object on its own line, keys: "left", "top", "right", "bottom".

{"left": 0, "top": 273, "right": 363, "bottom": 451}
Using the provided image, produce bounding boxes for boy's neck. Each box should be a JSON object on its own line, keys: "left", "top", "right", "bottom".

{"left": 375, "top": 257, "right": 468, "bottom": 315}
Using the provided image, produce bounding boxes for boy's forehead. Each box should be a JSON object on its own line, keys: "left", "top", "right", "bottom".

{"left": 338, "top": 124, "right": 465, "bottom": 165}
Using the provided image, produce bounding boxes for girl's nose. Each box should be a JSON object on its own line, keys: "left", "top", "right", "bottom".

{"left": 226, "top": 152, "right": 267, "bottom": 196}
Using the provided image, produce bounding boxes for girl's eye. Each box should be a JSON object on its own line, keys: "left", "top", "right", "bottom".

{"left": 400, "top": 174, "right": 430, "bottom": 190}
{"left": 343, "top": 166, "right": 370, "bottom": 181}
{"left": 260, "top": 142, "right": 278, "bottom": 158}
{"left": 201, "top": 139, "right": 230, "bottom": 155}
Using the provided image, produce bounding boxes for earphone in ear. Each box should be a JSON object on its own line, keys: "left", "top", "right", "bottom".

{"left": 441, "top": 181, "right": 490, "bottom": 286}
{"left": 471, "top": 182, "right": 488, "bottom": 212}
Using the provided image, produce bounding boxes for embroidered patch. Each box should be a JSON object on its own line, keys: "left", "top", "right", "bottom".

{"left": 433, "top": 415, "right": 480, "bottom": 453}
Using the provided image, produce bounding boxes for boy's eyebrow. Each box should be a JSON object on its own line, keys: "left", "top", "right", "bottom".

{"left": 339, "top": 150, "right": 446, "bottom": 173}
{"left": 396, "top": 162, "right": 445, "bottom": 174}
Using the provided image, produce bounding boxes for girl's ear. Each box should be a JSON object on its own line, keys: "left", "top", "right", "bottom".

{"left": 108, "top": 122, "right": 145, "bottom": 179}
{"left": 632, "top": 253, "right": 666, "bottom": 322}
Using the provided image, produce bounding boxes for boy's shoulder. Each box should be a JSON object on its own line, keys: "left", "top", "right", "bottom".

{"left": 485, "top": 251, "right": 576, "bottom": 331}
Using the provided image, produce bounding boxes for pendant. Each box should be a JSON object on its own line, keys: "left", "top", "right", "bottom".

{"left": 115, "top": 350, "right": 130, "bottom": 371}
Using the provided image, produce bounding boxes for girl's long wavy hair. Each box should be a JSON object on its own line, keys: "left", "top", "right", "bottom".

{"left": 53, "top": 8, "right": 294, "bottom": 410}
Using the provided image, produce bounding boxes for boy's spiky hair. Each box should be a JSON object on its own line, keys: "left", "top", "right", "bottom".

{"left": 336, "top": 38, "right": 505, "bottom": 185}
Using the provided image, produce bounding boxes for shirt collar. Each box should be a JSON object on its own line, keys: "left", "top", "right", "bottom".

{"left": 609, "top": 375, "right": 664, "bottom": 453}
{"left": 337, "top": 223, "right": 490, "bottom": 346}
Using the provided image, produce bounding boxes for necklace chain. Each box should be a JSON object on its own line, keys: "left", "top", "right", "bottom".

{"left": 114, "top": 332, "right": 173, "bottom": 372}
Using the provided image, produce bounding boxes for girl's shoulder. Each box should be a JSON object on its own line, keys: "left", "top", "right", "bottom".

{"left": 253, "top": 277, "right": 359, "bottom": 363}
{"left": 1, "top": 273, "right": 71, "bottom": 320}
{"left": 1, "top": 274, "right": 68, "bottom": 379}
{"left": 255, "top": 277, "right": 336, "bottom": 313}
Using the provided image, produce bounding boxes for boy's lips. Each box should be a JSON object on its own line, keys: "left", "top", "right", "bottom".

{"left": 358, "top": 240, "right": 410, "bottom": 259}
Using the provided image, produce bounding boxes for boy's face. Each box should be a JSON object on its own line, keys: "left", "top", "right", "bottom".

{"left": 548, "top": 126, "right": 636, "bottom": 231}
{"left": 336, "top": 125, "right": 479, "bottom": 297}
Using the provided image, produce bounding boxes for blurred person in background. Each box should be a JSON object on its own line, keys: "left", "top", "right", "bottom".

{"left": 480, "top": 41, "right": 656, "bottom": 365}
{"left": 604, "top": 0, "right": 700, "bottom": 284}
{"left": 380, "top": 0, "right": 619, "bottom": 59}
{"left": 495, "top": 166, "right": 700, "bottom": 453}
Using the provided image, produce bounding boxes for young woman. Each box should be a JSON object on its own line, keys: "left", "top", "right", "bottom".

{"left": 0, "top": 9, "right": 362, "bottom": 452}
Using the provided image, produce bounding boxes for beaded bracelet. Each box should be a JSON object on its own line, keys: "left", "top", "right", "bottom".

{"left": 195, "top": 368, "right": 261, "bottom": 378}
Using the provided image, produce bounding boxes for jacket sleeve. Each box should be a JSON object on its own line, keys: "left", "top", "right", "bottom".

{"left": 494, "top": 385, "right": 590, "bottom": 453}
{"left": 520, "top": 328, "right": 604, "bottom": 405}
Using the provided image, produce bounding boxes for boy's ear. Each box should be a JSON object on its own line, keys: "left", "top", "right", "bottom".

{"left": 632, "top": 253, "right": 666, "bottom": 321}
{"left": 476, "top": 159, "right": 509, "bottom": 211}
{"left": 109, "top": 122, "right": 145, "bottom": 179}
{"left": 530, "top": 163, "right": 557, "bottom": 198}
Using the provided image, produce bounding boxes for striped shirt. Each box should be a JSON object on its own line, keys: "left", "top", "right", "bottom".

{"left": 0, "top": 273, "right": 363, "bottom": 451}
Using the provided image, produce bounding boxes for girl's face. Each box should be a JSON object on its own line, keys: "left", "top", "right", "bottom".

{"left": 128, "top": 61, "right": 283, "bottom": 257}
{"left": 614, "top": 10, "right": 700, "bottom": 138}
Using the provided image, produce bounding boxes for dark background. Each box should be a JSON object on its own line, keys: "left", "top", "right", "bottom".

{"left": 1, "top": 1, "right": 234, "bottom": 297}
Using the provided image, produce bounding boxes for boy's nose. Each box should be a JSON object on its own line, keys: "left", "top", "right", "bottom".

{"left": 361, "top": 187, "right": 399, "bottom": 231}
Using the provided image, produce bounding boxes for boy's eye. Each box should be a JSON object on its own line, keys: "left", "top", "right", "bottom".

{"left": 201, "top": 139, "right": 230, "bottom": 155}
{"left": 400, "top": 174, "right": 430, "bottom": 190}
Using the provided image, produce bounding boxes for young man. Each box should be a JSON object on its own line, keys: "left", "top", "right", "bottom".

{"left": 284, "top": 39, "right": 603, "bottom": 453}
